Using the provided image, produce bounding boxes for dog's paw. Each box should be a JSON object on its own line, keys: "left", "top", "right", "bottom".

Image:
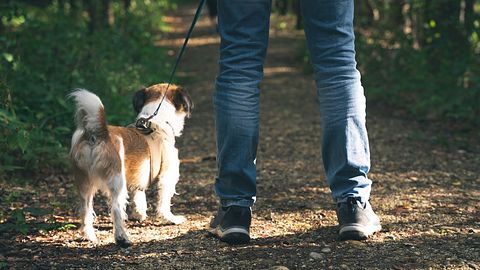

{"left": 129, "top": 212, "right": 147, "bottom": 222}
{"left": 115, "top": 236, "right": 132, "bottom": 248}
{"left": 80, "top": 229, "right": 98, "bottom": 243}
{"left": 167, "top": 215, "right": 187, "bottom": 225}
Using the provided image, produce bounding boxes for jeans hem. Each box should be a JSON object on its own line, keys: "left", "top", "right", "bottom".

{"left": 220, "top": 198, "right": 255, "bottom": 208}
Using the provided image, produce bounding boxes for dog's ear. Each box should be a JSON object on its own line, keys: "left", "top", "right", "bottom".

{"left": 171, "top": 87, "right": 193, "bottom": 118}
{"left": 132, "top": 88, "right": 147, "bottom": 114}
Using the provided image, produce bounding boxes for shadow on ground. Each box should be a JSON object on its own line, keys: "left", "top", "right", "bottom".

{"left": 1, "top": 3, "right": 479, "bottom": 270}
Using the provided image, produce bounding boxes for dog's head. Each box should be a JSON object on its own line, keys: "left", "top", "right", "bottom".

{"left": 133, "top": 83, "right": 192, "bottom": 117}
{"left": 133, "top": 83, "right": 193, "bottom": 136}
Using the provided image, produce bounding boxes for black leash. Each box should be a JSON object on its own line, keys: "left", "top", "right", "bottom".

{"left": 136, "top": 0, "right": 206, "bottom": 133}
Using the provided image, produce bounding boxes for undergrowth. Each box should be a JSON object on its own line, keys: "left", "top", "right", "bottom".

{"left": 0, "top": 1, "right": 175, "bottom": 180}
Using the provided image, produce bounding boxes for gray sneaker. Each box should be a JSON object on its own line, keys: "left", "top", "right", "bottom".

{"left": 208, "top": 206, "right": 251, "bottom": 245}
{"left": 336, "top": 197, "right": 381, "bottom": 240}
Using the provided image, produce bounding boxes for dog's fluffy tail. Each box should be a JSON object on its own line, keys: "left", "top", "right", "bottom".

{"left": 69, "top": 89, "right": 109, "bottom": 139}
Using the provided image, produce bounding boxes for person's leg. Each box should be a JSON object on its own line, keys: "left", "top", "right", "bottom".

{"left": 213, "top": 0, "right": 271, "bottom": 208}
{"left": 210, "top": 0, "right": 272, "bottom": 244}
{"left": 301, "top": 0, "right": 370, "bottom": 204}
{"left": 300, "top": 0, "right": 380, "bottom": 239}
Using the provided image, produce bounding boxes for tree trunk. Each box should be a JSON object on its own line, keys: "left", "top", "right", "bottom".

{"left": 85, "top": 0, "right": 97, "bottom": 34}
{"left": 275, "top": 0, "right": 288, "bottom": 15}
{"left": 101, "top": 0, "right": 110, "bottom": 28}
{"left": 69, "top": 0, "right": 81, "bottom": 19}
{"left": 294, "top": 0, "right": 302, "bottom": 29}
{"left": 58, "top": 0, "right": 65, "bottom": 14}
{"left": 390, "top": 0, "right": 405, "bottom": 26}
{"left": 124, "top": 0, "right": 131, "bottom": 13}
{"left": 0, "top": 18, "right": 4, "bottom": 36}
{"left": 426, "top": 0, "right": 468, "bottom": 75}
{"left": 464, "top": 0, "right": 475, "bottom": 36}
{"left": 354, "top": 0, "right": 374, "bottom": 27}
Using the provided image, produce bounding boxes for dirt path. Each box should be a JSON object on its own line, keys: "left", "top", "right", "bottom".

{"left": 1, "top": 4, "right": 479, "bottom": 270}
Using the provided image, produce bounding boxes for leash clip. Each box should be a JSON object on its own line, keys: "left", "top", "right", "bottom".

{"left": 134, "top": 0, "right": 204, "bottom": 134}
{"left": 135, "top": 117, "right": 153, "bottom": 134}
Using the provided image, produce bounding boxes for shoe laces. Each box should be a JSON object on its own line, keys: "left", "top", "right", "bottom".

{"left": 346, "top": 197, "right": 364, "bottom": 212}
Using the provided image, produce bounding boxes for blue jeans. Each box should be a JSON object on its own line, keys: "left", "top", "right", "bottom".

{"left": 213, "top": 0, "right": 372, "bottom": 207}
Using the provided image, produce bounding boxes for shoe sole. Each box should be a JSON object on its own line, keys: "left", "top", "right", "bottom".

{"left": 339, "top": 223, "right": 381, "bottom": 241}
{"left": 208, "top": 227, "right": 250, "bottom": 245}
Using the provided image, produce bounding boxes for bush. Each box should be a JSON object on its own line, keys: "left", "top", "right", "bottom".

{"left": 356, "top": 27, "right": 480, "bottom": 123}
{"left": 298, "top": 1, "right": 480, "bottom": 125}
{"left": 0, "top": 1, "right": 173, "bottom": 179}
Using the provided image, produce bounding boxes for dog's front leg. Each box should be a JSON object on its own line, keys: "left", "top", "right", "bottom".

{"left": 108, "top": 174, "right": 131, "bottom": 247}
{"left": 156, "top": 152, "right": 186, "bottom": 225}
{"left": 130, "top": 189, "right": 148, "bottom": 221}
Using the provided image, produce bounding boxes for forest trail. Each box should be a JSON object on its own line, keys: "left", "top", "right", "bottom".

{"left": 2, "top": 4, "right": 479, "bottom": 270}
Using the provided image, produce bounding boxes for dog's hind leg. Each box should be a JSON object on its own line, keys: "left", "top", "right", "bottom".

{"left": 77, "top": 175, "right": 98, "bottom": 242}
{"left": 108, "top": 173, "right": 131, "bottom": 247}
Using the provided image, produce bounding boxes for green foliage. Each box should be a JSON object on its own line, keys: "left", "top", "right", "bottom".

{"left": 0, "top": 1, "right": 174, "bottom": 179}
{"left": 299, "top": 0, "right": 480, "bottom": 125}
{"left": 354, "top": 0, "right": 480, "bottom": 124}
{"left": 356, "top": 34, "right": 479, "bottom": 120}
{"left": 0, "top": 207, "right": 76, "bottom": 234}
{"left": 2, "top": 189, "right": 23, "bottom": 205}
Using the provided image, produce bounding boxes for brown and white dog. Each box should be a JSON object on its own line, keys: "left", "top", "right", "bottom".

{"left": 69, "top": 83, "right": 192, "bottom": 247}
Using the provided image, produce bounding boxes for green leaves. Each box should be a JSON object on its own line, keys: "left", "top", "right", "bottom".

{"left": 23, "top": 207, "right": 52, "bottom": 217}
{"left": 16, "top": 130, "right": 29, "bottom": 154}
{"left": 0, "top": 0, "right": 172, "bottom": 179}
{"left": 2, "top": 53, "right": 13, "bottom": 63}
{"left": 352, "top": 1, "right": 480, "bottom": 125}
{"left": 0, "top": 207, "right": 76, "bottom": 235}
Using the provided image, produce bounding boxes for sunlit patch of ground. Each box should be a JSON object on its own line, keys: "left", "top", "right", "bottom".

{"left": 1, "top": 4, "right": 479, "bottom": 270}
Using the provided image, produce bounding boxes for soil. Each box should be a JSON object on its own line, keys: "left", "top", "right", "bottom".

{"left": 1, "top": 4, "right": 479, "bottom": 270}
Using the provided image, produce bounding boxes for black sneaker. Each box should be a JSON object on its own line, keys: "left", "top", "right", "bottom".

{"left": 208, "top": 205, "right": 251, "bottom": 245}
{"left": 336, "top": 197, "right": 381, "bottom": 241}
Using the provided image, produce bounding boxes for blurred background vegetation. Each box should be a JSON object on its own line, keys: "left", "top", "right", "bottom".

{"left": 1, "top": 0, "right": 479, "bottom": 182}
{"left": 0, "top": 0, "right": 177, "bottom": 181}
{"left": 353, "top": 0, "right": 480, "bottom": 122}
{"left": 298, "top": 0, "right": 480, "bottom": 124}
